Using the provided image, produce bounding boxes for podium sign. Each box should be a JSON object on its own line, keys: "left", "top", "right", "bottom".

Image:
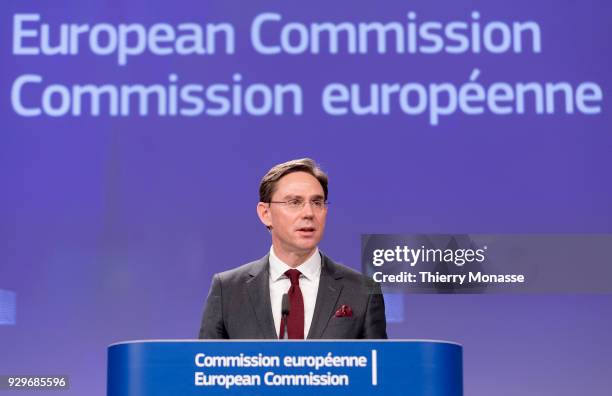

{"left": 107, "top": 340, "right": 462, "bottom": 396}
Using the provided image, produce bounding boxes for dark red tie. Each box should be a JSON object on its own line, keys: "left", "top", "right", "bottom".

{"left": 280, "top": 269, "right": 304, "bottom": 339}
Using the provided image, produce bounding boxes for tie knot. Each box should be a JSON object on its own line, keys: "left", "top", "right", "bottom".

{"left": 285, "top": 269, "right": 301, "bottom": 285}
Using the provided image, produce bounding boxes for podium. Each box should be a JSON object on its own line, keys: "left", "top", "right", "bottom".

{"left": 107, "top": 340, "right": 462, "bottom": 396}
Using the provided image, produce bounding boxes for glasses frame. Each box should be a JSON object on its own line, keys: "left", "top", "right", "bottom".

{"left": 267, "top": 199, "right": 329, "bottom": 211}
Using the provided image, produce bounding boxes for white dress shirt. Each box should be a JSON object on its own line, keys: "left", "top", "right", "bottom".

{"left": 269, "top": 246, "right": 321, "bottom": 338}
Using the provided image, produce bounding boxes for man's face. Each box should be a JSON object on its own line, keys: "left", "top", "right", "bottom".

{"left": 258, "top": 171, "right": 327, "bottom": 259}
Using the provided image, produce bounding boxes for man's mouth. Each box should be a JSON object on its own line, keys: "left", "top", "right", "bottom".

{"left": 296, "top": 227, "right": 316, "bottom": 235}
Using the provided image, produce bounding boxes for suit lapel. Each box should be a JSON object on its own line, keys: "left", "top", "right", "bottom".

{"left": 307, "top": 254, "right": 343, "bottom": 339}
{"left": 246, "top": 256, "right": 278, "bottom": 339}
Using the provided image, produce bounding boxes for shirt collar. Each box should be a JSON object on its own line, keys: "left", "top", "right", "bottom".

{"left": 269, "top": 246, "right": 321, "bottom": 282}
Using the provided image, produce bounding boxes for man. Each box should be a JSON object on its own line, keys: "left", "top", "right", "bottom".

{"left": 198, "top": 158, "right": 387, "bottom": 339}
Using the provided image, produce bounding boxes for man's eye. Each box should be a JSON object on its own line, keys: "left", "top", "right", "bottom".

{"left": 287, "top": 199, "right": 302, "bottom": 207}
{"left": 311, "top": 200, "right": 324, "bottom": 208}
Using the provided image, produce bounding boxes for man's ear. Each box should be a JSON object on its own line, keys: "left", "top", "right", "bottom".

{"left": 256, "top": 202, "right": 272, "bottom": 229}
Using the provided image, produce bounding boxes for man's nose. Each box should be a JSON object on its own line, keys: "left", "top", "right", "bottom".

{"left": 301, "top": 201, "right": 315, "bottom": 217}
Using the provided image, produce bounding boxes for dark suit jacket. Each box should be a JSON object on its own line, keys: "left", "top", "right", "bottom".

{"left": 198, "top": 253, "right": 387, "bottom": 339}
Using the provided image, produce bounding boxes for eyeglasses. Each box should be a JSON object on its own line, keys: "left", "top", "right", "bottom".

{"left": 267, "top": 199, "right": 329, "bottom": 211}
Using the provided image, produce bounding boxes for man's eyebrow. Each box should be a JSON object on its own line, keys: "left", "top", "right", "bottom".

{"left": 278, "top": 194, "right": 324, "bottom": 200}
{"left": 280, "top": 194, "right": 304, "bottom": 200}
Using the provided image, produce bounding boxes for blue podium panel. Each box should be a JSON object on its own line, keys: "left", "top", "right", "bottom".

{"left": 107, "top": 340, "right": 462, "bottom": 396}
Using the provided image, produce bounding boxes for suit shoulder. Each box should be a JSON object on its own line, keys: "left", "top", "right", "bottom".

{"left": 324, "top": 256, "right": 378, "bottom": 287}
{"left": 214, "top": 256, "right": 267, "bottom": 284}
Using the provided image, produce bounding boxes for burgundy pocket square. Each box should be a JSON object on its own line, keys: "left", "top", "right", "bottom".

{"left": 335, "top": 305, "right": 353, "bottom": 317}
